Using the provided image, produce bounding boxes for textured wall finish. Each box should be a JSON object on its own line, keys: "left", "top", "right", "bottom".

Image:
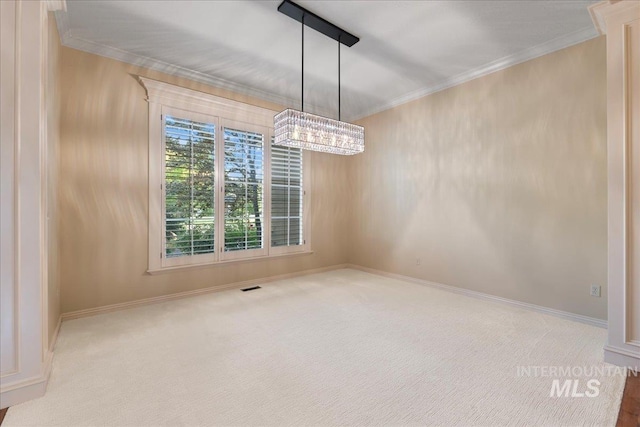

{"left": 349, "top": 37, "right": 607, "bottom": 320}
{"left": 58, "top": 47, "right": 351, "bottom": 314}
{"left": 59, "top": 36, "right": 607, "bottom": 320}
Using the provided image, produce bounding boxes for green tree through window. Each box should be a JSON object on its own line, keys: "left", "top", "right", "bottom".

{"left": 146, "top": 79, "right": 307, "bottom": 269}
{"left": 164, "top": 116, "right": 216, "bottom": 258}
{"left": 162, "top": 113, "right": 303, "bottom": 263}
{"left": 223, "top": 128, "right": 264, "bottom": 251}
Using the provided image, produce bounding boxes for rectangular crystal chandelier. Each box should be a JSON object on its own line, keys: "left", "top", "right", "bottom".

{"left": 274, "top": 109, "right": 364, "bottom": 155}
{"left": 274, "top": 0, "right": 364, "bottom": 156}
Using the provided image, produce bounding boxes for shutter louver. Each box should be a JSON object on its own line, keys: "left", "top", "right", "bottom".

{"left": 223, "top": 127, "right": 265, "bottom": 252}
{"left": 271, "top": 143, "right": 303, "bottom": 247}
{"left": 164, "top": 115, "right": 216, "bottom": 258}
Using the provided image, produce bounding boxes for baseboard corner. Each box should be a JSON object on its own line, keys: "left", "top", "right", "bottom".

{"left": 604, "top": 345, "right": 640, "bottom": 371}
{"left": 0, "top": 352, "right": 53, "bottom": 410}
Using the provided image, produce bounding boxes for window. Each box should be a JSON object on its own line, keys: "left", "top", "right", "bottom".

{"left": 164, "top": 115, "right": 216, "bottom": 261}
{"left": 271, "top": 144, "right": 304, "bottom": 249}
{"left": 223, "top": 126, "right": 265, "bottom": 254}
{"left": 143, "top": 78, "right": 309, "bottom": 271}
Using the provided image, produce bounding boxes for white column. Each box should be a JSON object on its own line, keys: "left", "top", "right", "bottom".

{"left": 0, "top": 0, "right": 64, "bottom": 408}
{"left": 590, "top": 0, "right": 640, "bottom": 370}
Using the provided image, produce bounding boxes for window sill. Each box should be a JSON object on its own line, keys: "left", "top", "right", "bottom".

{"left": 146, "top": 250, "right": 314, "bottom": 275}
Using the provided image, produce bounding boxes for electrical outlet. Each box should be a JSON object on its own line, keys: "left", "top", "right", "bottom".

{"left": 416, "top": 258, "right": 421, "bottom": 266}
{"left": 590, "top": 285, "right": 601, "bottom": 297}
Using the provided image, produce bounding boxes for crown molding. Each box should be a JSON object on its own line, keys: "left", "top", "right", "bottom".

{"left": 45, "top": 0, "right": 66, "bottom": 12}
{"left": 53, "top": 15, "right": 337, "bottom": 119}
{"left": 351, "top": 25, "right": 598, "bottom": 121}
{"left": 60, "top": 34, "right": 295, "bottom": 107}
{"left": 53, "top": 8, "right": 69, "bottom": 44}
{"left": 53, "top": 13, "right": 598, "bottom": 123}
{"left": 589, "top": 0, "right": 640, "bottom": 35}
{"left": 588, "top": 1, "right": 609, "bottom": 34}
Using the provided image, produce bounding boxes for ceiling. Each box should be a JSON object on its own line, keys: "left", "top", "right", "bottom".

{"left": 56, "top": 0, "right": 599, "bottom": 120}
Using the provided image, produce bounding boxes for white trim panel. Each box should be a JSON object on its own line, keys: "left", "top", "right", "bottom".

{"left": 590, "top": 0, "right": 640, "bottom": 368}
{"left": 0, "top": 0, "right": 20, "bottom": 379}
{"left": 0, "top": 0, "right": 53, "bottom": 408}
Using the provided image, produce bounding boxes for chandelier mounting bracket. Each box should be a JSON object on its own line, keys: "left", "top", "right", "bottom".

{"left": 277, "top": 0, "right": 360, "bottom": 47}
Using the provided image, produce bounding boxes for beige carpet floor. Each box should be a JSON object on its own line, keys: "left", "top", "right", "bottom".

{"left": 4, "top": 269, "right": 625, "bottom": 426}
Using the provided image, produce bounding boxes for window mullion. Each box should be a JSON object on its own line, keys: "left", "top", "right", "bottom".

{"left": 244, "top": 143, "right": 248, "bottom": 251}
{"left": 264, "top": 130, "right": 272, "bottom": 254}
{"left": 216, "top": 120, "right": 224, "bottom": 258}
{"left": 189, "top": 122, "right": 195, "bottom": 256}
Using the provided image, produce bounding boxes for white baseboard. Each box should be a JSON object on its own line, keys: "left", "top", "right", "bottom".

{"left": 347, "top": 264, "right": 608, "bottom": 329}
{"left": 0, "top": 350, "right": 53, "bottom": 410}
{"left": 49, "top": 316, "right": 62, "bottom": 353}
{"left": 0, "top": 316, "right": 61, "bottom": 410}
{"left": 604, "top": 345, "right": 640, "bottom": 372}
{"left": 0, "top": 374, "right": 48, "bottom": 410}
{"left": 62, "top": 264, "right": 349, "bottom": 321}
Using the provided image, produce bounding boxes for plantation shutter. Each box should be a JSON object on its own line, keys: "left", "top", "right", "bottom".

{"left": 164, "top": 115, "right": 216, "bottom": 258}
{"left": 223, "top": 127, "right": 265, "bottom": 252}
{"left": 271, "top": 143, "right": 303, "bottom": 247}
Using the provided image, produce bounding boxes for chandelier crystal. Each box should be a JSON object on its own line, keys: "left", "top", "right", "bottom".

{"left": 273, "top": 0, "right": 364, "bottom": 156}
{"left": 274, "top": 109, "right": 364, "bottom": 155}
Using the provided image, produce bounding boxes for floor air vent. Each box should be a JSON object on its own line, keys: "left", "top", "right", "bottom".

{"left": 241, "top": 286, "right": 261, "bottom": 292}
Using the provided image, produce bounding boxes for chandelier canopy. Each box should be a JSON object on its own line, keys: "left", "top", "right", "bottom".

{"left": 274, "top": 0, "right": 365, "bottom": 156}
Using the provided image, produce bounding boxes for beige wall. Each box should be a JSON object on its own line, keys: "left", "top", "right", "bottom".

{"left": 47, "top": 13, "right": 61, "bottom": 344}
{"left": 58, "top": 47, "right": 351, "bottom": 314}
{"left": 59, "top": 37, "right": 608, "bottom": 320}
{"left": 349, "top": 37, "right": 608, "bottom": 320}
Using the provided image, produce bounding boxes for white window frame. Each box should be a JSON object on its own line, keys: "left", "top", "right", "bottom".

{"left": 142, "top": 77, "right": 310, "bottom": 273}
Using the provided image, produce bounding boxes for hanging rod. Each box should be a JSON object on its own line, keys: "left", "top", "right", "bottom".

{"left": 277, "top": 0, "right": 360, "bottom": 47}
